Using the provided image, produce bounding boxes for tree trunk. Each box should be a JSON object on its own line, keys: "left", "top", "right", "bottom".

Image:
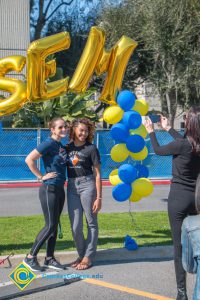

{"left": 165, "top": 90, "right": 177, "bottom": 128}
{"left": 33, "top": 0, "right": 45, "bottom": 40}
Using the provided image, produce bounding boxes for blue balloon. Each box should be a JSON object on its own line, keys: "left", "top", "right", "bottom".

{"left": 110, "top": 123, "right": 129, "bottom": 143}
{"left": 117, "top": 90, "right": 136, "bottom": 111}
{"left": 122, "top": 111, "right": 142, "bottom": 129}
{"left": 135, "top": 164, "right": 149, "bottom": 178}
{"left": 124, "top": 235, "right": 138, "bottom": 251}
{"left": 126, "top": 135, "right": 145, "bottom": 153}
{"left": 112, "top": 183, "right": 132, "bottom": 202}
{"left": 118, "top": 164, "right": 137, "bottom": 184}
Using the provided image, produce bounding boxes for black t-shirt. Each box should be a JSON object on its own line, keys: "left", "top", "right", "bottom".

{"left": 66, "top": 141, "right": 101, "bottom": 178}
{"left": 149, "top": 128, "right": 200, "bottom": 189}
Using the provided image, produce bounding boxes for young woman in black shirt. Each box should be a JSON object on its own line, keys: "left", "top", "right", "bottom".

{"left": 66, "top": 118, "right": 102, "bottom": 270}
{"left": 145, "top": 106, "right": 200, "bottom": 300}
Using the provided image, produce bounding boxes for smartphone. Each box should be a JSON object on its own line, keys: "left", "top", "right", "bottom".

{"left": 148, "top": 114, "right": 161, "bottom": 123}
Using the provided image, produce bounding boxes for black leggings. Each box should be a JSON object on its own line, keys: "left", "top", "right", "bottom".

{"left": 168, "top": 184, "right": 197, "bottom": 290}
{"left": 30, "top": 184, "right": 65, "bottom": 257}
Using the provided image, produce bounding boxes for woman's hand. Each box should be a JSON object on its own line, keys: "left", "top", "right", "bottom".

{"left": 42, "top": 172, "right": 57, "bottom": 181}
{"left": 159, "top": 115, "right": 171, "bottom": 131}
{"left": 92, "top": 198, "right": 102, "bottom": 214}
{"left": 145, "top": 118, "right": 154, "bottom": 133}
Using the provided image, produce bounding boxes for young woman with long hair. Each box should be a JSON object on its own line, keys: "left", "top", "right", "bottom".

{"left": 23, "top": 117, "right": 68, "bottom": 272}
{"left": 66, "top": 118, "right": 102, "bottom": 270}
{"left": 145, "top": 106, "right": 200, "bottom": 300}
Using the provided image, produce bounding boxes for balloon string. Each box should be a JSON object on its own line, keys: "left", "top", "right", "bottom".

{"left": 128, "top": 201, "right": 141, "bottom": 237}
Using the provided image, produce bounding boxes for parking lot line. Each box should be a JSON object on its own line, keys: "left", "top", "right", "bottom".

{"left": 84, "top": 278, "right": 174, "bottom": 300}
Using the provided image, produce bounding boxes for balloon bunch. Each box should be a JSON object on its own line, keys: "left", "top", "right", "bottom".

{"left": 103, "top": 90, "right": 154, "bottom": 202}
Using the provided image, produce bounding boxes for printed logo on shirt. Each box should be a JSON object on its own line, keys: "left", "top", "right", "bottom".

{"left": 68, "top": 151, "right": 85, "bottom": 169}
{"left": 72, "top": 154, "right": 79, "bottom": 166}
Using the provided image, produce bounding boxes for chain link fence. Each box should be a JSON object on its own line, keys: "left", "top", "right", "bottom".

{"left": 0, "top": 128, "right": 183, "bottom": 182}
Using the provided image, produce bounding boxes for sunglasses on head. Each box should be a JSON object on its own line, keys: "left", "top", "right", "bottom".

{"left": 58, "top": 125, "right": 68, "bottom": 129}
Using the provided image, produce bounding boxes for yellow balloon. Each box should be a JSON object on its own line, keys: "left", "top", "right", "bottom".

{"left": 132, "top": 178, "right": 154, "bottom": 197}
{"left": 129, "top": 146, "right": 148, "bottom": 161}
{"left": 132, "top": 99, "right": 149, "bottom": 116}
{"left": 109, "top": 169, "right": 122, "bottom": 186}
{"left": 129, "top": 191, "right": 142, "bottom": 202}
{"left": 103, "top": 105, "right": 124, "bottom": 124}
{"left": 27, "top": 32, "right": 70, "bottom": 102}
{"left": 110, "top": 143, "right": 129, "bottom": 162}
{"left": 130, "top": 124, "right": 147, "bottom": 139}
{"left": 0, "top": 56, "right": 27, "bottom": 116}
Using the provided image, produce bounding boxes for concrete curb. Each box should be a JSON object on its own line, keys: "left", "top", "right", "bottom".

{"left": 0, "top": 246, "right": 174, "bottom": 268}
{"left": 0, "top": 179, "right": 171, "bottom": 188}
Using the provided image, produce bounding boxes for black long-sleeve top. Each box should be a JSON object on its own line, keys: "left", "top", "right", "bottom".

{"left": 149, "top": 128, "right": 200, "bottom": 189}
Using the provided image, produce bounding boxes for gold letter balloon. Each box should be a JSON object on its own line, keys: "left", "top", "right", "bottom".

{"left": 27, "top": 32, "right": 70, "bottom": 102}
{"left": 0, "top": 26, "right": 154, "bottom": 207}
{"left": 0, "top": 26, "right": 137, "bottom": 116}
{"left": 0, "top": 56, "right": 27, "bottom": 116}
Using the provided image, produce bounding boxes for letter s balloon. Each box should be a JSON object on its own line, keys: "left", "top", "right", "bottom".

{"left": 0, "top": 56, "right": 27, "bottom": 116}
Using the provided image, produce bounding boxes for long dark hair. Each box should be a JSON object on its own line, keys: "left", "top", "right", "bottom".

{"left": 185, "top": 106, "right": 200, "bottom": 155}
{"left": 195, "top": 174, "right": 200, "bottom": 213}
{"left": 69, "top": 118, "right": 95, "bottom": 143}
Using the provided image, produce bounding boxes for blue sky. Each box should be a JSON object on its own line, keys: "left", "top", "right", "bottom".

{"left": 31, "top": 0, "right": 123, "bottom": 38}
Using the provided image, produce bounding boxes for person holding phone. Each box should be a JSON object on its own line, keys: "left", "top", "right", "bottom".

{"left": 148, "top": 114, "right": 161, "bottom": 123}
{"left": 66, "top": 118, "right": 102, "bottom": 270}
{"left": 23, "top": 117, "right": 68, "bottom": 272}
{"left": 145, "top": 107, "right": 200, "bottom": 300}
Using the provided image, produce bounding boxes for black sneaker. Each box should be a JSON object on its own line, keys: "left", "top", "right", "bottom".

{"left": 44, "top": 256, "right": 67, "bottom": 270}
{"left": 23, "top": 255, "right": 44, "bottom": 272}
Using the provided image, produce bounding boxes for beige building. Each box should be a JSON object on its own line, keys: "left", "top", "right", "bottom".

{"left": 0, "top": 0, "right": 30, "bottom": 77}
{"left": 135, "top": 82, "right": 184, "bottom": 130}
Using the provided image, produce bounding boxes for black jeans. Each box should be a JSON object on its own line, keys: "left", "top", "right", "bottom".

{"left": 30, "top": 184, "right": 65, "bottom": 257}
{"left": 168, "top": 184, "right": 197, "bottom": 290}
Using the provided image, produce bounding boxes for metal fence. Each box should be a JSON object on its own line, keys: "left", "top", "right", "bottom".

{"left": 0, "top": 128, "right": 183, "bottom": 182}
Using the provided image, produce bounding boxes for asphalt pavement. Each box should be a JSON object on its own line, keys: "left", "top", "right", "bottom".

{"left": 0, "top": 185, "right": 169, "bottom": 217}
{"left": 1, "top": 184, "right": 195, "bottom": 300}
{"left": 0, "top": 247, "right": 195, "bottom": 300}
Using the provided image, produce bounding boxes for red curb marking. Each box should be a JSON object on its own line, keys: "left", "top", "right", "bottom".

{"left": 0, "top": 179, "right": 171, "bottom": 188}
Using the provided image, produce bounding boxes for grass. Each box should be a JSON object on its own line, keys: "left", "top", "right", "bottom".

{"left": 0, "top": 212, "right": 172, "bottom": 256}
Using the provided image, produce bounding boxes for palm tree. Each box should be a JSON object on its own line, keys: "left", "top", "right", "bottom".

{"left": 12, "top": 89, "right": 100, "bottom": 128}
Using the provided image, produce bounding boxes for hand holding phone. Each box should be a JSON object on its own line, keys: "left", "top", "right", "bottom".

{"left": 144, "top": 117, "right": 154, "bottom": 134}
{"left": 148, "top": 114, "right": 161, "bottom": 123}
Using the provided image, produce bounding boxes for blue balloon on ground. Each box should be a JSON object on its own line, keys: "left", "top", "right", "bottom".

{"left": 122, "top": 111, "right": 142, "bottom": 129}
{"left": 135, "top": 164, "right": 149, "bottom": 178}
{"left": 124, "top": 235, "right": 138, "bottom": 251}
{"left": 126, "top": 135, "right": 145, "bottom": 153}
{"left": 118, "top": 164, "right": 137, "bottom": 184}
{"left": 117, "top": 90, "right": 136, "bottom": 111}
{"left": 110, "top": 123, "right": 129, "bottom": 143}
{"left": 112, "top": 183, "right": 132, "bottom": 202}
